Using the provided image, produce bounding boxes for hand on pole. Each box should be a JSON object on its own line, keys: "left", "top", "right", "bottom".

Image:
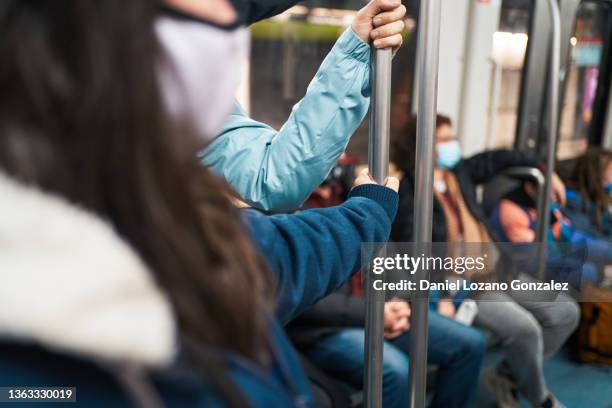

{"left": 352, "top": 0, "right": 406, "bottom": 54}
{"left": 354, "top": 169, "right": 399, "bottom": 192}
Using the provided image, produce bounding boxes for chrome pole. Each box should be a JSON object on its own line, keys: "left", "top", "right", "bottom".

{"left": 409, "top": 1, "right": 441, "bottom": 407}
{"left": 363, "top": 46, "right": 392, "bottom": 408}
{"left": 536, "top": 0, "right": 562, "bottom": 280}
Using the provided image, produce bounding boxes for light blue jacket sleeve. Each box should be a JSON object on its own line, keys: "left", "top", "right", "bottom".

{"left": 200, "top": 27, "right": 371, "bottom": 212}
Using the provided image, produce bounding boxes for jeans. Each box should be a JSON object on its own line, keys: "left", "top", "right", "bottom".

{"left": 581, "top": 238, "right": 612, "bottom": 284}
{"left": 306, "top": 312, "right": 486, "bottom": 408}
{"left": 584, "top": 238, "right": 612, "bottom": 275}
{"left": 546, "top": 236, "right": 612, "bottom": 286}
{"left": 473, "top": 277, "right": 580, "bottom": 404}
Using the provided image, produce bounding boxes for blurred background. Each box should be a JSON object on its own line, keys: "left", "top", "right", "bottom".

{"left": 238, "top": 0, "right": 611, "bottom": 163}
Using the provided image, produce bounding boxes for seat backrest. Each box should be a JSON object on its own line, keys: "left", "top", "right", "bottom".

{"left": 555, "top": 158, "right": 577, "bottom": 183}
{"left": 479, "top": 175, "right": 521, "bottom": 218}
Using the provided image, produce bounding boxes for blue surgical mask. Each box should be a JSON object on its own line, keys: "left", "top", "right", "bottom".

{"left": 436, "top": 141, "right": 461, "bottom": 169}
{"left": 605, "top": 181, "right": 612, "bottom": 194}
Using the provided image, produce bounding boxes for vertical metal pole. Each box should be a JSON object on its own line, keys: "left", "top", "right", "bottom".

{"left": 409, "top": 1, "right": 441, "bottom": 407}
{"left": 603, "top": 80, "right": 612, "bottom": 149}
{"left": 363, "top": 47, "right": 392, "bottom": 407}
{"left": 536, "top": 0, "right": 561, "bottom": 281}
{"left": 486, "top": 58, "right": 502, "bottom": 149}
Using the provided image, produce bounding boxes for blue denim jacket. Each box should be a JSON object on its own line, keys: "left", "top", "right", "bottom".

{"left": 201, "top": 27, "right": 371, "bottom": 212}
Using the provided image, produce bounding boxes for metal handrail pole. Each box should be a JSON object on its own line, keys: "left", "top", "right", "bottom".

{"left": 363, "top": 45, "right": 393, "bottom": 408}
{"left": 408, "top": 1, "right": 442, "bottom": 407}
{"left": 536, "top": 0, "right": 562, "bottom": 280}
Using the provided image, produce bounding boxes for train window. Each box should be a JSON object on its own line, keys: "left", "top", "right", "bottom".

{"left": 247, "top": 3, "right": 356, "bottom": 126}
{"left": 558, "top": 1, "right": 611, "bottom": 159}
{"left": 243, "top": 1, "right": 416, "bottom": 162}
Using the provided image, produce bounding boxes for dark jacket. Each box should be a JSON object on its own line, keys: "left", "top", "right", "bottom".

{"left": 0, "top": 172, "right": 397, "bottom": 408}
{"left": 391, "top": 149, "right": 539, "bottom": 243}
{"left": 286, "top": 283, "right": 365, "bottom": 350}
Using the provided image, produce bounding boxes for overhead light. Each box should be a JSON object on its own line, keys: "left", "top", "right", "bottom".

{"left": 492, "top": 31, "right": 529, "bottom": 69}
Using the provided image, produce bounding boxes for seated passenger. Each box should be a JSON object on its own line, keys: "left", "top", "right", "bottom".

{"left": 391, "top": 115, "right": 579, "bottom": 408}
{"left": 564, "top": 147, "right": 612, "bottom": 240}
{"left": 0, "top": 1, "right": 399, "bottom": 407}
{"left": 201, "top": 0, "right": 407, "bottom": 211}
{"left": 286, "top": 273, "right": 486, "bottom": 408}
{"left": 490, "top": 178, "right": 612, "bottom": 286}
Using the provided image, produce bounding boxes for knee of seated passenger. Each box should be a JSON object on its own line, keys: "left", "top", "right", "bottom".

{"left": 510, "top": 318, "right": 543, "bottom": 349}
{"left": 549, "top": 300, "right": 580, "bottom": 333}
{"left": 461, "top": 328, "right": 487, "bottom": 359}
{"left": 382, "top": 358, "right": 409, "bottom": 389}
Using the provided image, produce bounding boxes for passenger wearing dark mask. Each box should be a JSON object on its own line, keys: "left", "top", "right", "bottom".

{"left": 490, "top": 184, "right": 611, "bottom": 285}
{"left": 391, "top": 115, "right": 578, "bottom": 408}
{"left": 489, "top": 147, "right": 612, "bottom": 288}
{"left": 0, "top": 1, "right": 399, "bottom": 407}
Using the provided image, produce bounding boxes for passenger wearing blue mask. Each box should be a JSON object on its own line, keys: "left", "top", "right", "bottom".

{"left": 391, "top": 115, "right": 577, "bottom": 408}
{"left": 391, "top": 114, "right": 565, "bottom": 246}
{"left": 434, "top": 116, "right": 462, "bottom": 169}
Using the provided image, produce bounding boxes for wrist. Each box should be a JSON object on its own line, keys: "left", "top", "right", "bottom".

{"left": 337, "top": 27, "right": 370, "bottom": 64}
{"left": 348, "top": 183, "right": 399, "bottom": 220}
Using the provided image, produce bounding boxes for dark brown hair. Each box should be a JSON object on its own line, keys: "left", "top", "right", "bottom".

{"left": 391, "top": 114, "right": 453, "bottom": 172}
{"left": 0, "top": 0, "right": 272, "bottom": 402}
{"left": 569, "top": 147, "right": 612, "bottom": 230}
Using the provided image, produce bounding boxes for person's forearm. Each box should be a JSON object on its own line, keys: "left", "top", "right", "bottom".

{"left": 244, "top": 184, "right": 398, "bottom": 324}
{"left": 296, "top": 292, "right": 366, "bottom": 327}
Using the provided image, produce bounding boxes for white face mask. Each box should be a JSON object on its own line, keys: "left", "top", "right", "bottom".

{"left": 156, "top": 16, "right": 249, "bottom": 145}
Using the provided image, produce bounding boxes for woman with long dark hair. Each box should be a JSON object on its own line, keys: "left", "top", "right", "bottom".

{"left": 565, "top": 147, "right": 612, "bottom": 239}
{"left": 0, "top": 1, "right": 398, "bottom": 406}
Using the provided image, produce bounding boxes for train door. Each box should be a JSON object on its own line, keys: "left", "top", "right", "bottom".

{"left": 430, "top": 0, "right": 537, "bottom": 157}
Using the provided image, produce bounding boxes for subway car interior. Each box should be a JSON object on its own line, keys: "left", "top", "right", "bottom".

{"left": 0, "top": 0, "right": 611, "bottom": 407}
{"left": 245, "top": 0, "right": 612, "bottom": 406}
